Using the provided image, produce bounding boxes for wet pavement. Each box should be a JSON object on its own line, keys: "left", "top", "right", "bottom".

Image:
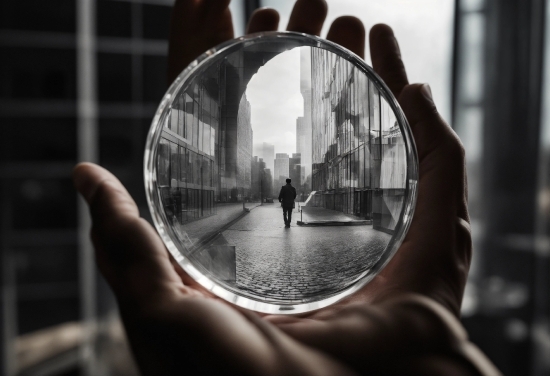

{"left": 207, "top": 203, "right": 391, "bottom": 302}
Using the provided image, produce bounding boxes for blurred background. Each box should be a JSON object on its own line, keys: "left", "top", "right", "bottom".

{"left": 0, "top": 0, "right": 548, "bottom": 375}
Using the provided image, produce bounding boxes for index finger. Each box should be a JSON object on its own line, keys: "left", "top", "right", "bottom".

{"left": 369, "top": 24, "right": 409, "bottom": 98}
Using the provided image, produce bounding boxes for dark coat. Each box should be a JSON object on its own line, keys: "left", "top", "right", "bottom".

{"left": 278, "top": 184, "right": 297, "bottom": 208}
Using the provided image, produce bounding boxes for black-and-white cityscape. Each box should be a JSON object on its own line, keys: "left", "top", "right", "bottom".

{"left": 157, "top": 43, "right": 407, "bottom": 302}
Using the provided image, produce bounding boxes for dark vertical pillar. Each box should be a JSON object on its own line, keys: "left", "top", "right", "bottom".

{"left": 476, "top": 0, "right": 545, "bottom": 373}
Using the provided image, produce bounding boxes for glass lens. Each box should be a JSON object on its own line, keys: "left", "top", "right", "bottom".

{"left": 145, "top": 32, "right": 418, "bottom": 313}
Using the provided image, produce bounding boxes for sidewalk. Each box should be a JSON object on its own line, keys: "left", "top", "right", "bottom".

{"left": 297, "top": 206, "right": 372, "bottom": 226}
{"left": 173, "top": 202, "right": 260, "bottom": 250}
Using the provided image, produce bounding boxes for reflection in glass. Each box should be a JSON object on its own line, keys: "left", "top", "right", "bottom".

{"left": 147, "top": 33, "right": 416, "bottom": 312}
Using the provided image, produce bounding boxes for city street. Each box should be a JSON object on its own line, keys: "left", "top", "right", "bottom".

{"left": 208, "top": 204, "right": 391, "bottom": 301}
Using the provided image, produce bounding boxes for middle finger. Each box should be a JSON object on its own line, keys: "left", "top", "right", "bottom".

{"left": 286, "top": 0, "right": 328, "bottom": 36}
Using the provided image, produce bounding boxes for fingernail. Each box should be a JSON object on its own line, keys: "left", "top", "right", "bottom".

{"left": 421, "top": 84, "right": 433, "bottom": 102}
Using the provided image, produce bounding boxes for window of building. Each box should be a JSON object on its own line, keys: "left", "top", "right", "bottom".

{"left": 99, "top": 119, "right": 136, "bottom": 166}
{"left": 0, "top": 118, "right": 77, "bottom": 162}
{"left": 17, "top": 298, "right": 79, "bottom": 335}
{"left": 97, "top": 53, "right": 132, "bottom": 102}
{"left": 143, "top": 55, "right": 168, "bottom": 103}
{"left": 11, "top": 179, "right": 77, "bottom": 230}
{"left": 96, "top": 0, "right": 132, "bottom": 38}
{"left": 0, "top": 0, "right": 75, "bottom": 33}
{"left": 142, "top": 4, "right": 171, "bottom": 40}
{"left": 0, "top": 48, "right": 76, "bottom": 100}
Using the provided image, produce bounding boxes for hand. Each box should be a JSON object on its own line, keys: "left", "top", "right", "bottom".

{"left": 74, "top": 1, "right": 500, "bottom": 374}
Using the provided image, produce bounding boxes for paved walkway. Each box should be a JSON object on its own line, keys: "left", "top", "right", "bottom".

{"left": 206, "top": 204, "right": 391, "bottom": 302}
{"left": 174, "top": 202, "right": 260, "bottom": 248}
{"left": 299, "top": 205, "right": 363, "bottom": 222}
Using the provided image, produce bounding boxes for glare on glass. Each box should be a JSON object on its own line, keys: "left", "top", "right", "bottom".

{"left": 145, "top": 32, "right": 418, "bottom": 314}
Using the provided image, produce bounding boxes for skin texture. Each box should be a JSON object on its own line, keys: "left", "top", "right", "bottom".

{"left": 74, "top": 0, "right": 501, "bottom": 375}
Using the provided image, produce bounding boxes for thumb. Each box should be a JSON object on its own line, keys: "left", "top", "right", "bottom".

{"left": 73, "top": 162, "right": 183, "bottom": 308}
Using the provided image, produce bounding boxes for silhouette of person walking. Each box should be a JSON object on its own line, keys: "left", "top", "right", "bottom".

{"left": 278, "top": 178, "right": 297, "bottom": 228}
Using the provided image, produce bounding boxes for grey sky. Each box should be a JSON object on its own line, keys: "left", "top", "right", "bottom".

{"left": 246, "top": 47, "right": 303, "bottom": 156}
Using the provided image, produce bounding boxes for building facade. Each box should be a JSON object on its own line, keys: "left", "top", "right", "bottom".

{"left": 309, "top": 47, "right": 407, "bottom": 234}
{"left": 156, "top": 41, "right": 302, "bottom": 224}
{"left": 157, "top": 50, "right": 256, "bottom": 224}
{"left": 296, "top": 47, "right": 313, "bottom": 189}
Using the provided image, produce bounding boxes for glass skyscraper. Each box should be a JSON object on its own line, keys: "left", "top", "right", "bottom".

{"left": 309, "top": 48, "right": 407, "bottom": 234}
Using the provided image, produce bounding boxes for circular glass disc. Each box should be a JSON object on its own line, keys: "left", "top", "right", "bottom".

{"left": 144, "top": 32, "right": 418, "bottom": 314}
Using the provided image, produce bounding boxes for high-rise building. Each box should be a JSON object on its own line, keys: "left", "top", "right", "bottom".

{"left": 236, "top": 92, "right": 253, "bottom": 198}
{"left": 251, "top": 156, "right": 263, "bottom": 200}
{"left": 262, "top": 168, "right": 273, "bottom": 198}
{"left": 274, "top": 153, "right": 289, "bottom": 189}
{"left": 309, "top": 48, "right": 406, "bottom": 234}
{"left": 290, "top": 153, "right": 302, "bottom": 187}
{"left": 296, "top": 47, "right": 313, "bottom": 189}
{"left": 158, "top": 48, "right": 259, "bottom": 215}
{"left": 261, "top": 142, "right": 275, "bottom": 174}
{"left": 251, "top": 156, "right": 273, "bottom": 200}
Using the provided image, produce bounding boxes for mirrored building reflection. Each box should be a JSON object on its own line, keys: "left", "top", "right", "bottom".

{"left": 309, "top": 48, "right": 406, "bottom": 234}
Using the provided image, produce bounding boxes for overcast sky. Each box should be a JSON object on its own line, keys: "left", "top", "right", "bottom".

{"left": 246, "top": 47, "right": 304, "bottom": 156}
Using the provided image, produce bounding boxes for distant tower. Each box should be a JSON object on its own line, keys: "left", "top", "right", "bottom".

{"left": 274, "top": 153, "right": 290, "bottom": 189}
{"left": 262, "top": 142, "right": 275, "bottom": 175}
{"left": 290, "top": 153, "right": 302, "bottom": 187}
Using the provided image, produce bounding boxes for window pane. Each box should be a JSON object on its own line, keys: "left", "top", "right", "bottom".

{"left": 158, "top": 138, "right": 170, "bottom": 187}
{"left": 143, "top": 55, "right": 167, "bottom": 103}
{"left": 99, "top": 119, "right": 136, "bottom": 166}
{"left": 170, "top": 141, "right": 179, "bottom": 185}
{"left": 0, "top": 0, "right": 75, "bottom": 33}
{"left": 179, "top": 147, "right": 188, "bottom": 183}
{"left": 0, "top": 118, "right": 77, "bottom": 162}
{"left": 142, "top": 4, "right": 171, "bottom": 40}
{"left": 185, "top": 93, "right": 194, "bottom": 141}
{"left": 0, "top": 48, "right": 76, "bottom": 100}
{"left": 98, "top": 53, "right": 132, "bottom": 102}
{"left": 15, "top": 246, "right": 77, "bottom": 285}
{"left": 193, "top": 100, "right": 200, "bottom": 147}
{"left": 96, "top": 0, "right": 131, "bottom": 37}
{"left": 12, "top": 179, "right": 76, "bottom": 230}
{"left": 18, "top": 299, "right": 78, "bottom": 335}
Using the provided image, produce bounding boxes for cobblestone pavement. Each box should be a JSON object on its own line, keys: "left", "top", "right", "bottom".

{"left": 211, "top": 204, "right": 391, "bottom": 302}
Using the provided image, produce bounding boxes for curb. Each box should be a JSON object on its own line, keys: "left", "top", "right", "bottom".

{"left": 296, "top": 220, "right": 372, "bottom": 227}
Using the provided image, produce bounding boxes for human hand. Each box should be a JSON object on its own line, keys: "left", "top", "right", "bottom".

{"left": 167, "top": 0, "right": 363, "bottom": 83}
{"left": 74, "top": 0, "right": 500, "bottom": 374}
{"left": 264, "top": 21, "right": 495, "bottom": 375}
